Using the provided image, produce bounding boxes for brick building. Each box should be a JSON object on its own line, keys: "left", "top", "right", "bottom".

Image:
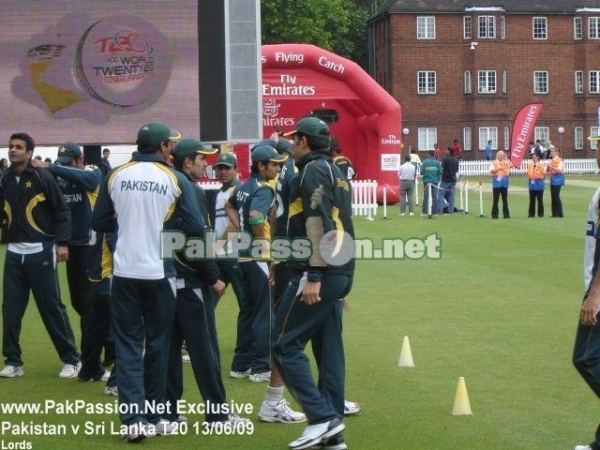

{"left": 368, "top": 0, "right": 600, "bottom": 158}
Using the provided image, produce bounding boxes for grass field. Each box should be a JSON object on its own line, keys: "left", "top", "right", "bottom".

{"left": 1, "top": 174, "right": 600, "bottom": 450}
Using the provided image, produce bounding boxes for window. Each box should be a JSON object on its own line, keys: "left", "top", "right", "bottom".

{"left": 575, "top": 71, "right": 584, "bottom": 93}
{"left": 464, "top": 71, "right": 472, "bottom": 94}
{"left": 502, "top": 70, "right": 507, "bottom": 94}
{"left": 533, "top": 17, "right": 547, "bottom": 40}
{"left": 534, "top": 71, "right": 548, "bottom": 94}
{"left": 501, "top": 16, "right": 506, "bottom": 39}
{"left": 574, "top": 17, "right": 583, "bottom": 40}
{"left": 463, "top": 16, "right": 472, "bottom": 39}
{"left": 534, "top": 127, "right": 549, "bottom": 145}
{"left": 417, "top": 71, "right": 436, "bottom": 94}
{"left": 591, "top": 127, "right": 600, "bottom": 147}
{"left": 418, "top": 128, "right": 437, "bottom": 150}
{"left": 478, "top": 16, "right": 495, "bottom": 38}
{"left": 479, "top": 127, "right": 497, "bottom": 150}
{"left": 590, "top": 71, "right": 600, "bottom": 93}
{"left": 589, "top": 17, "right": 600, "bottom": 39}
{"left": 417, "top": 17, "right": 435, "bottom": 39}
{"left": 478, "top": 70, "right": 496, "bottom": 93}
{"left": 463, "top": 128, "right": 472, "bottom": 151}
{"left": 504, "top": 127, "right": 510, "bottom": 150}
{"left": 574, "top": 127, "right": 583, "bottom": 150}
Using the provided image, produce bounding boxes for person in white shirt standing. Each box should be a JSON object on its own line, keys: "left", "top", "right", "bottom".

{"left": 398, "top": 155, "right": 417, "bottom": 216}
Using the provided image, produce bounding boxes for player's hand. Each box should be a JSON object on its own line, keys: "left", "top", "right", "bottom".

{"left": 301, "top": 281, "right": 321, "bottom": 305}
{"left": 56, "top": 245, "right": 69, "bottom": 262}
{"left": 211, "top": 280, "right": 226, "bottom": 298}
{"left": 580, "top": 297, "right": 600, "bottom": 326}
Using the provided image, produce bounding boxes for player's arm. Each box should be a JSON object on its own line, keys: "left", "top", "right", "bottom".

{"left": 46, "top": 164, "right": 102, "bottom": 191}
{"left": 91, "top": 175, "right": 116, "bottom": 233}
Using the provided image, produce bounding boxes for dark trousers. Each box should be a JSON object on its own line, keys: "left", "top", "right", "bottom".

{"left": 273, "top": 261, "right": 294, "bottom": 311}
{"left": 217, "top": 259, "right": 246, "bottom": 309}
{"left": 111, "top": 276, "right": 176, "bottom": 425}
{"left": 551, "top": 185, "right": 563, "bottom": 217}
{"left": 528, "top": 190, "right": 544, "bottom": 217}
{"left": 273, "top": 272, "right": 352, "bottom": 424}
{"left": 79, "top": 290, "right": 115, "bottom": 381}
{"left": 491, "top": 187, "right": 510, "bottom": 218}
{"left": 232, "top": 261, "right": 272, "bottom": 374}
{"left": 573, "top": 294, "right": 600, "bottom": 450}
{"left": 2, "top": 245, "right": 79, "bottom": 367}
{"left": 66, "top": 244, "right": 100, "bottom": 379}
{"left": 166, "top": 283, "right": 227, "bottom": 423}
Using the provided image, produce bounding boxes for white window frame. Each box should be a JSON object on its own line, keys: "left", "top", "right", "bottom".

{"left": 504, "top": 127, "right": 510, "bottom": 150}
{"left": 478, "top": 16, "right": 496, "bottom": 38}
{"left": 589, "top": 17, "right": 600, "bottom": 39}
{"left": 463, "top": 16, "right": 472, "bottom": 39}
{"left": 502, "top": 70, "right": 507, "bottom": 94}
{"left": 417, "top": 16, "right": 436, "bottom": 39}
{"left": 590, "top": 71, "right": 600, "bottom": 93}
{"left": 574, "top": 17, "right": 583, "bottom": 40}
{"left": 501, "top": 16, "right": 506, "bottom": 39}
{"left": 463, "top": 127, "right": 472, "bottom": 151}
{"left": 574, "top": 127, "right": 583, "bottom": 150}
{"left": 464, "top": 70, "right": 472, "bottom": 94}
{"left": 417, "top": 71, "right": 436, "bottom": 94}
{"left": 418, "top": 128, "right": 437, "bottom": 150}
{"left": 591, "top": 127, "right": 600, "bottom": 149}
{"left": 478, "top": 70, "right": 497, "bottom": 94}
{"left": 478, "top": 127, "right": 497, "bottom": 151}
{"left": 534, "top": 127, "right": 550, "bottom": 146}
{"left": 575, "top": 71, "right": 584, "bottom": 93}
{"left": 533, "top": 71, "right": 549, "bottom": 94}
{"left": 533, "top": 17, "right": 547, "bottom": 40}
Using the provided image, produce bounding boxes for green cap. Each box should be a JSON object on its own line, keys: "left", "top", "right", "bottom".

{"left": 170, "top": 130, "right": 182, "bottom": 142}
{"left": 173, "top": 137, "right": 218, "bottom": 160}
{"left": 57, "top": 142, "right": 82, "bottom": 164}
{"left": 251, "top": 144, "right": 288, "bottom": 164}
{"left": 136, "top": 121, "right": 172, "bottom": 152}
{"left": 284, "top": 117, "right": 330, "bottom": 139}
{"left": 215, "top": 153, "right": 238, "bottom": 167}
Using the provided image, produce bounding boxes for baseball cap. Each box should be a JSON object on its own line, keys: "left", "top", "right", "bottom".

{"left": 215, "top": 153, "right": 237, "bottom": 167}
{"left": 283, "top": 117, "right": 330, "bottom": 139}
{"left": 136, "top": 121, "right": 172, "bottom": 152}
{"left": 57, "top": 142, "right": 82, "bottom": 164}
{"left": 169, "top": 130, "right": 182, "bottom": 142}
{"left": 173, "top": 137, "right": 218, "bottom": 160}
{"left": 251, "top": 144, "right": 288, "bottom": 164}
{"left": 254, "top": 138, "right": 292, "bottom": 155}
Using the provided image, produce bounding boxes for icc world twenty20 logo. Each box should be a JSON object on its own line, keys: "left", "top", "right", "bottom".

{"left": 12, "top": 13, "right": 173, "bottom": 123}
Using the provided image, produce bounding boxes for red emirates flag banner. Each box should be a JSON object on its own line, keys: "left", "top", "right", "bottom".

{"left": 510, "top": 103, "right": 543, "bottom": 167}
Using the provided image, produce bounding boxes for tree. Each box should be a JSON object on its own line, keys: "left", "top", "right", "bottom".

{"left": 261, "top": 0, "right": 371, "bottom": 69}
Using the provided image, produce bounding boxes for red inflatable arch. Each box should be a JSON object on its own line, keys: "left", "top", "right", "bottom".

{"left": 259, "top": 44, "right": 402, "bottom": 202}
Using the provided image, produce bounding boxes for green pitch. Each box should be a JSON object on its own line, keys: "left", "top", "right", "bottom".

{"left": 0, "top": 175, "right": 598, "bottom": 449}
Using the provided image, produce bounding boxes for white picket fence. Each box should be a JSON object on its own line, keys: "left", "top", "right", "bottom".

{"left": 459, "top": 158, "right": 599, "bottom": 176}
{"left": 199, "top": 180, "right": 380, "bottom": 218}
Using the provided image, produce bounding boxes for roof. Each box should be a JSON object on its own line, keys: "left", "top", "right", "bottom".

{"left": 377, "top": 0, "right": 600, "bottom": 15}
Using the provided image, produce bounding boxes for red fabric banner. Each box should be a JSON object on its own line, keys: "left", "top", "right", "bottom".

{"left": 510, "top": 103, "right": 543, "bottom": 167}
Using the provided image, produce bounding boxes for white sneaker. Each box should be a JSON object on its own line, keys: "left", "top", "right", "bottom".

{"left": 150, "top": 419, "right": 177, "bottom": 436}
{"left": 58, "top": 362, "right": 81, "bottom": 379}
{"left": 182, "top": 354, "right": 191, "bottom": 363}
{"left": 225, "top": 413, "right": 252, "bottom": 425}
{"left": 289, "top": 418, "right": 345, "bottom": 450}
{"left": 409, "top": 212, "right": 415, "bottom": 216}
{"left": 121, "top": 422, "right": 154, "bottom": 442}
{"left": 258, "top": 399, "right": 307, "bottom": 423}
{"left": 343, "top": 400, "right": 361, "bottom": 416}
{"left": 229, "top": 369, "right": 251, "bottom": 379}
{"left": 104, "top": 385, "right": 118, "bottom": 396}
{"left": 248, "top": 371, "right": 271, "bottom": 383}
{"left": 573, "top": 446, "right": 593, "bottom": 450}
{"left": 0, "top": 365, "right": 24, "bottom": 378}
{"left": 399, "top": 212, "right": 405, "bottom": 216}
